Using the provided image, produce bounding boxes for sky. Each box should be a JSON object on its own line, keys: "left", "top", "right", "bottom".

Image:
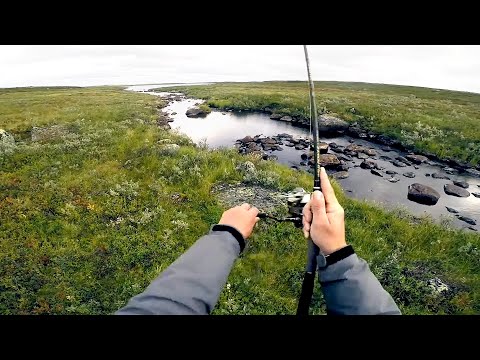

{"left": 1, "top": 45, "right": 479, "bottom": 93}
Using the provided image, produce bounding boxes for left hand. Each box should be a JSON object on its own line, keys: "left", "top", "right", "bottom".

{"left": 219, "top": 203, "right": 260, "bottom": 239}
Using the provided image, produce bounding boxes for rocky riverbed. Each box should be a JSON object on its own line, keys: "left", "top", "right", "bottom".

{"left": 126, "top": 85, "right": 480, "bottom": 231}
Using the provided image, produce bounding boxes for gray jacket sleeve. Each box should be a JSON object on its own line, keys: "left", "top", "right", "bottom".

{"left": 115, "top": 229, "right": 241, "bottom": 315}
{"left": 319, "top": 253, "right": 401, "bottom": 315}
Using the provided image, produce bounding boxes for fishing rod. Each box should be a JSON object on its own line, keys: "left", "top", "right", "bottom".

{"left": 258, "top": 45, "right": 322, "bottom": 315}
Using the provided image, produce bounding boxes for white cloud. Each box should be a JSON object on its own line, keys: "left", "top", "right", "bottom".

{"left": 0, "top": 45, "right": 479, "bottom": 93}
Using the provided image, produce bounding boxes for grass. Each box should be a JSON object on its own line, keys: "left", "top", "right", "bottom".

{"left": 154, "top": 81, "right": 480, "bottom": 167}
{"left": 0, "top": 86, "right": 479, "bottom": 315}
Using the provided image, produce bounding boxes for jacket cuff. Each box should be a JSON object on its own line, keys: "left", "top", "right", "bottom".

{"left": 318, "top": 253, "right": 359, "bottom": 284}
{"left": 210, "top": 224, "right": 246, "bottom": 253}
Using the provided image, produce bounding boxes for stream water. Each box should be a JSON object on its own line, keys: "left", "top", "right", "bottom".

{"left": 126, "top": 84, "right": 480, "bottom": 231}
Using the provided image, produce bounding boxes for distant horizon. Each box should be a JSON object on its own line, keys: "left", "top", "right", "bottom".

{"left": 3, "top": 79, "right": 480, "bottom": 95}
{"left": 2, "top": 46, "right": 480, "bottom": 94}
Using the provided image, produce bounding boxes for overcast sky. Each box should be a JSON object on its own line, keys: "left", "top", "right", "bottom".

{"left": 1, "top": 45, "right": 479, "bottom": 93}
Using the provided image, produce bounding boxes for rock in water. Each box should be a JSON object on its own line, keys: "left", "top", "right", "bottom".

{"left": 333, "top": 171, "right": 349, "bottom": 180}
{"left": 318, "top": 142, "right": 329, "bottom": 154}
{"left": 239, "top": 135, "right": 254, "bottom": 143}
{"left": 357, "top": 152, "right": 369, "bottom": 159}
{"left": 317, "top": 154, "right": 341, "bottom": 169}
{"left": 465, "top": 168, "right": 480, "bottom": 177}
{"left": 403, "top": 172, "right": 416, "bottom": 178}
{"left": 456, "top": 215, "right": 477, "bottom": 226}
{"left": 453, "top": 180, "right": 469, "bottom": 189}
{"left": 360, "top": 159, "right": 377, "bottom": 170}
{"left": 406, "top": 154, "right": 428, "bottom": 164}
{"left": 371, "top": 169, "right": 383, "bottom": 177}
{"left": 317, "top": 115, "right": 349, "bottom": 133}
{"left": 468, "top": 226, "right": 477, "bottom": 231}
{"left": 279, "top": 116, "right": 293, "bottom": 122}
{"left": 392, "top": 160, "right": 407, "bottom": 168}
{"left": 270, "top": 114, "right": 283, "bottom": 120}
{"left": 186, "top": 107, "right": 208, "bottom": 117}
{"left": 407, "top": 183, "right": 441, "bottom": 205}
{"left": 445, "top": 206, "right": 459, "bottom": 214}
{"left": 472, "top": 192, "right": 480, "bottom": 198}
{"left": 431, "top": 173, "right": 450, "bottom": 180}
{"left": 444, "top": 184, "right": 470, "bottom": 197}
{"left": 386, "top": 170, "right": 397, "bottom": 175}
{"left": 388, "top": 177, "right": 400, "bottom": 183}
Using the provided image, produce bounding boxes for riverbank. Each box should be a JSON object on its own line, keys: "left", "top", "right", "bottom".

{"left": 0, "top": 86, "right": 479, "bottom": 314}
{"left": 153, "top": 81, "right": 480, "bottom": 173}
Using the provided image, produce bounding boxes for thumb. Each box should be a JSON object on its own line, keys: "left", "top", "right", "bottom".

{"left": 310, "top": 191, "right": 328, "bottom": 225}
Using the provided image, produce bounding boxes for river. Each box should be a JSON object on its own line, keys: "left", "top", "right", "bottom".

{"left": 126, "top": 84, "right": 480, "bottom": 231}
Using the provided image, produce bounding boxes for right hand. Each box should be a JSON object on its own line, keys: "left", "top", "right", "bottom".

{"left": 302, "top": 167, "right": 347, "bottom": 255}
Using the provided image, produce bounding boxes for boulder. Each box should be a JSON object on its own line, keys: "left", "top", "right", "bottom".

{"left": 465, "top": 168, "right": 480, "bottom": 177}
{"left": 236, "top": 161, "right": 256, "bottom": 174}
{"left": 158, "top": 143, "right": 180, "bottom": 155}
{"left": 279, "top": 116, "right": 293, "bottom": 122}
{"left": 360, "top": 159, "right": 377, "bottom": 170}
{"left": 364, "top": 149, "right": 376, "bottom": 156}
{"left": 333, "top": 171, "right": 349, "bottom": 180}
{"left": 318, "top": 142, "right": 329, "bottom": 154}
{"left": 431, "top": 173, "right": 450, "bottom": 180}
{"left": 406, "top": 154, "right": 428, "bottom": 164}
{"left": 407, "top": 183, "right": 441, "bottom": 205}
{"left": 395, "top": 156, "right": 412, "bottom": 165}
{"left": 309, "top": 154, "right": 340, "bottom": 169}
{"left": 443, "top": 167, "right": 457, "bottom": 175}
{"left": 388, "top": 177, "right": 400, "bottom": 183}
{"left": 318, "top": 115, "right": 349, "bottom": 133}
{"left": 403, "top": 172, "right": 416, "bottom": 178}
{"left": 357, "top": 152, "right": 369, "bottom": 159}
{"left": 239, "top": 135, "right": 254, "bottom": 143}
{"left": 392, "top": 160, "right": 407, "bottom": 168}
{"left": 386, "top": 170, "right": 398, "bottom": 175}
{"left": 445, "top": 207, "right": 459, "bottom": 214}
{"left": 337, "top": 154, "right": 353, "bottom": 162}
{"left": 453, "top": 180, "right": 469, "bottom": 189}
{"left": 444, "top": 184, "right": 470, "bottom": 197}
{"left": 186, "top": 107, "right": 208, "bottom": 118}
{"left": 0, "top": 129, "right": 16, "bottom": 154}
{"left": 270, "top": 114, "right": 283, "bottom": 120}
{"left": 456, "top": 215, "right": 476, "bottom": 226}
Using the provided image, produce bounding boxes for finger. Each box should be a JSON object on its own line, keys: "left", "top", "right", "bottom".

{"left": 302, "top": 200, "right": 312, "bottom": 225}
{"left": 310, "top": 191, "right": 329, "bottom": 225}
{"left": 320, "top": 167, "right": 340, "bottom": 210}
{"left": 255, "top": 217, "right": 260, "bottom": 223}
{"left": 303, "top": 219, "right": 310, "bottom": 239}
{"left": 302, "top": 201, "right": 312, "bottom": 238}
{"left": 249, "top": 206, "right": 259, "bottom": 216}
{"left": 240, "top": 203, "right": 251, "bottom": 210}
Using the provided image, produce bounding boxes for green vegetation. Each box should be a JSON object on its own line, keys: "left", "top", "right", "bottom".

{"left": 0, "top": 86, "right": 478, "bottom": 315}
{"left": 155, "top": 81, "right": 480, "bottom": 166}
{"left": 198, "top": 103, "right": 212, "bottom": 114}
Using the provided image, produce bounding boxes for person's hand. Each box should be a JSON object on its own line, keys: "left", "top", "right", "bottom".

{"left": 302, "top": 167, "right": 347, "bottom": 255}
{"left": 219, "top": 203, "right": 260, "bottom": 239}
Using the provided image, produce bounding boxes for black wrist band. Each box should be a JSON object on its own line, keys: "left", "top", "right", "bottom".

{"left": 326, "top": 245, "right": 355, "bottom": 266}
{"left": 211, "top": 224, "right": 246, "bottom": 253}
